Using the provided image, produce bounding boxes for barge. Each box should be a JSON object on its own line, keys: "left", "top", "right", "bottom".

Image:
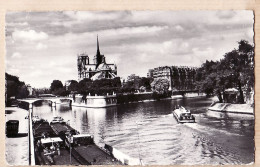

{"left": 32, "top": 117, "right": 122, "bottom": 165}
{"left": 173, "top": 106, "right": 195, "bottom": 123}
{"left": 33, "top": 118, "right": 80, "bottom": 165}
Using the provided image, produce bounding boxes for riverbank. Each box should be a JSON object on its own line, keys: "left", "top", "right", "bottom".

{"left": 70, "top": 92, "right": 207, "bottom": 107}
{"left": 5, "top": 107, "right": 29, "bottom": 165}
{"left": 117, "top": 92, "right": 206, "bottom": 104}
{"left": 208, "top": 103, "right": 254, "bottom": 115}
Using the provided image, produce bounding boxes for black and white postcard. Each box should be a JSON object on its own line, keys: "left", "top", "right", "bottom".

{"left": 5, "top": 11, "right": 255, "bottom": 165}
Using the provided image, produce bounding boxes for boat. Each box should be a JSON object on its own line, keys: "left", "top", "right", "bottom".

{"left": 50, "top": 122, "right": 122, "bottom": 165}
{"left": 32, "top": 116, "right": 123, "bottom": 165}
{"left": 33, "top": 118, "right": 80, "bottom": 165}
{"left": 173, "top": 106, "right": 195, "bottom": 123}
{"left": 50, "top": 116, "right": 66, "bottom": 124}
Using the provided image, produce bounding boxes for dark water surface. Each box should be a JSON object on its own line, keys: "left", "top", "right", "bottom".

{"left": 32, "top": 97, "right": 254, "bottom": 165}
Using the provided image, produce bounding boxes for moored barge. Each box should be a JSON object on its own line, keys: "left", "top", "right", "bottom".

{"left": 33, "top": 118, "right": 80, "bottom": 165}
{"left": 32, "top": 117, "right": 122, "bottom": 165}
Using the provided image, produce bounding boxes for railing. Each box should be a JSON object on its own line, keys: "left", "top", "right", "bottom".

{"left": 28, "top": 109, "right": 35, "bottom": 165}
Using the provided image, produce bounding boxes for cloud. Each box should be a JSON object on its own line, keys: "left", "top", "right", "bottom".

{"left": 174, "top": 25, "right": 184, "bottom": 32}
{"left": 6, "top": 22, "right": 28, "bottom": 27}
{"left": 55, "top": 11, "right": 128, "bottom": 28}
{"left": 64, "top": 11, "right": 123, "bottom": 21}
{"left": 192, "top": 47, "right": 215, "bottom": 63}
{"left": 11, "top": 52, "right": 22, "bottom": 58}
{"left": 36, "top": 43, "right": 48, "bottom": 50}
{"left": 5, "top": 11, "right": 254, "bottom": 88}
{"left": 12, "top": 29, "right": 48, "bottom": 42}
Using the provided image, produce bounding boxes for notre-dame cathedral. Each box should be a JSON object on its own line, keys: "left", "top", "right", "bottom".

{"left": 77, "top": 36, "right": 117, "bottom": 81}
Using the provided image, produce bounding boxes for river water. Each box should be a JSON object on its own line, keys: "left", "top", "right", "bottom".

{"left": 32, "top": 97, "right": 254, "bottom": 165}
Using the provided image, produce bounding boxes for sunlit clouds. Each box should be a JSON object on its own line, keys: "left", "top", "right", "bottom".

{"left": 5, "top": 11, "right": 254, "bottom": 88}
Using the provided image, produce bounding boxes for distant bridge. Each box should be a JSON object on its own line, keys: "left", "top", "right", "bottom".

{"left": 17, "top": 97, "right": 73, "bottom": 109}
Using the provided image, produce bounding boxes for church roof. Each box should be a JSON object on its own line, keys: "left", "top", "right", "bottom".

{"left": 96, "top": 63, "right": 112, "bottom": 71}
{"left": 91, "top": 71, "right": 116, "bottom": 80}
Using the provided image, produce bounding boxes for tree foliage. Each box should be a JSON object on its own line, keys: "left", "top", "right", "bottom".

{"left": 6, "top": 73, "right": 29, "bottom": 99}
{"left": 122, "top": 77, "right": 153, "bottom": 93}
{"left": 67, "top": 80, "right": 78, "bottom": 92}
{"left": 50, "top": 80, "right": 63, "bottom": 92}
{"left": 151, "top": 78, "right": 170, "bottom": 94}
{"left": 195, "top": 40, "right": 254, "bottom": 103}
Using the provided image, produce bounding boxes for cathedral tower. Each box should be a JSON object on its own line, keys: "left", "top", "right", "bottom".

{"left": 93, "top": 35, "right": 104, "bottom": 68}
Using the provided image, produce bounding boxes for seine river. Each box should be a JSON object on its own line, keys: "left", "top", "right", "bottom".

{"left": 32, "top": 97, "right": 254, "bottom": 165}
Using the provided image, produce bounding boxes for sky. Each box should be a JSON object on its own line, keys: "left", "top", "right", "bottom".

{"left": 5, "top": 11, "right": 254, "bottom": 88}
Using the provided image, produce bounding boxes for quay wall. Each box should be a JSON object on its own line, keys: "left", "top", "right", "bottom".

{"left": 208, "top": 102, "right": 254, "bottom": 115}
{"left": 71, "top": 92, "right": 206, "bottom": 107}
{"left": 117, "top": 92, "right": 205, "bottom": 104}
{"left": 72, "top": 95, "right": 117, "bottom": 108}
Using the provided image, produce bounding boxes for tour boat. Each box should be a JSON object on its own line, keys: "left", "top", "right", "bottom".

{"left": 173, "top": 106, "right": 195, "bottom": 123}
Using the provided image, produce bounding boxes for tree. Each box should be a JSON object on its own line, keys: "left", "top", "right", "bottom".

{"left": 50, "top": 80, "right": 63, "bottom": 92}
{"left": 151, "top": 78, "right": 170, "bottom": 94}
{"left": 6, "top": 73, "right": 28, "bottom": 99}
{"left": 139, "top": 77, "right": 153, "bottom": 91}
{"left": 53, "top": 88, "right": 69, "bottom": 96}
{"left": 78, "top": 78, "right": 92, "bottom": 94}
{"left": 219, "top": 40, "right": 254, "bottom": 103}
{"left": 17, "top": 85, "right": 29, "bottom": 99}
{"left": 34, "top": 88, "right": 51, "bottom": 96}
{"left": 195, "top": 40, "right": 254, "bottom": 103}
{"left": 6, "top": 80, "right": 19, "bottom": 98}
{"left": 68, "top": 80, "right": 78, "bottom": 92}
{"left": 195, "top": 60, "right": 218, "bottom": 96}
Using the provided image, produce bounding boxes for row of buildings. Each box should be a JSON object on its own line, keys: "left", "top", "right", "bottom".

{"left": 147, "top": 66, "right": 197, "bottom": 91}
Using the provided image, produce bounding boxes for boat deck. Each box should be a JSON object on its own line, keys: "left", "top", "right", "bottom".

{"left": 33, "top": 121, "right": 56, "bottom": 138}
{"left": 33, "top": 120, "right": 122, "bottom": 165}
{"left": 74, "top": 144, "right": 122, "bottom": 165}
{"left": 35, "top": 148, "right": 80, "bottom": 165}
{"left": 51, "top": 123, "right": 77, "bottom": 134}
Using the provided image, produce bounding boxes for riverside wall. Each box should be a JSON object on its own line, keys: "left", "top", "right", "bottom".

{"left": 208, "top": 102, "right": 254, "bottom": 115}
{"left": 117, "top": 92, "right": 206, "bottom": 104}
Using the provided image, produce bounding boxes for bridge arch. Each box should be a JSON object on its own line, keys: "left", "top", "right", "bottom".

{"left": 18, "top": 97, "right": 73, "bottom": 110}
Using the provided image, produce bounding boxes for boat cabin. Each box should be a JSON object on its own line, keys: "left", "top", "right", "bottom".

{"left": 66, "top": 134, "right": 94, "bottom": 147}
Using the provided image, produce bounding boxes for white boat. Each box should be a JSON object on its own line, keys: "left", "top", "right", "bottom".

{"left": 173, "top": 106, "right": 195, "bottom": 123}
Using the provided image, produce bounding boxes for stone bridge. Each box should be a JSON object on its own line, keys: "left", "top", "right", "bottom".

{"left": 17, "top": 97, "right": 73, "bottom": 109}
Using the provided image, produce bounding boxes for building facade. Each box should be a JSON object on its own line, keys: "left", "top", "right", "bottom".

{"left": 148, "top": 66, "right": 197, "bottom": 91}
{"left": 171, "top": 66, "right": 197, "bottom": 91}
{"left": 77, "top": 36, "right": 117, "bottom": 81}
{"left": 150, "top": 66, "right": 173, "bottom": 90}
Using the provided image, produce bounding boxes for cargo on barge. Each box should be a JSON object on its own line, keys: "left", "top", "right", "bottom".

{"left": 32, "top": 116, "right": 122, "bottom": 165}
{"left": 50, "top": 121, "right": 122, "bottom": 165}
{"left": 33, "top": 118, "right": 80, "bottom": 165}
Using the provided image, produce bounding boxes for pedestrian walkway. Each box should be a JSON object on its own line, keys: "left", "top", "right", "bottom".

{"left": 5, "top": 107, "right": 29, "bottom": 165}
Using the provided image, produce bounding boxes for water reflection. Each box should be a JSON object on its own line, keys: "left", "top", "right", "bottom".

{"left": 32, "top": 97, "right": 254, "bottom": 165}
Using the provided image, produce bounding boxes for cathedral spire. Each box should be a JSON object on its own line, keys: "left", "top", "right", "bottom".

{"left": 97, "top": 34, "right": 100, "bottom": 55}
